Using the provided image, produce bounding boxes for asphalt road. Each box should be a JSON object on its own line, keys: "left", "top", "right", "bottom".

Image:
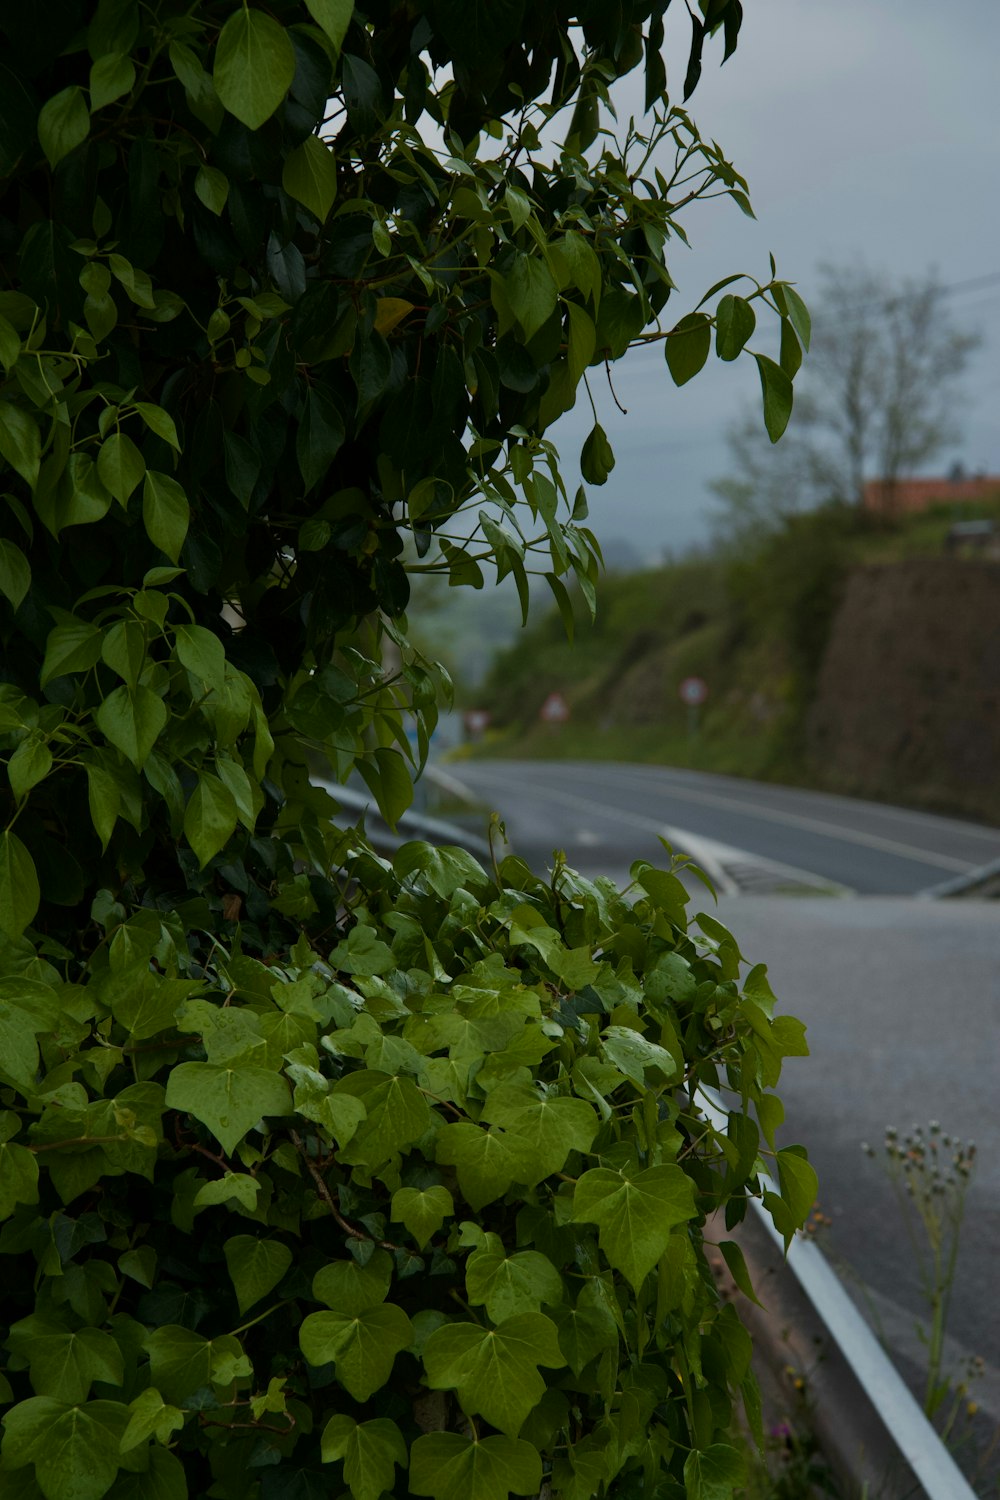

{"left": 712, "top": 895, "right": 1000, "bottom": 1423}
{"left": 445, "top": 759, "right": 1000, "bottom": 893}
{"left": 442, "top": 759, "right": 1000, "bottom": 1427}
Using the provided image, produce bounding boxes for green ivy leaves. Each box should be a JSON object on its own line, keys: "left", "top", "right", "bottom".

{"left": 754, "top": 353, "right": 794, "bottom": 442}
{"left": 390, "top": 1184, "right": 454, "bottom": 1248}
{"left": 422, "top": 1313, "right": 565, "bottom": 1435}
{"left": 183, "top": 772, "right": 238, "bottom": 866}
{"left": 95, "top": 685, "right": 167, "bottom": 769}
{"left": 120, "top": 1389, "right": 185, "bottom": 1452}
{"left": 165, "top": 1062, "right": 292, "bottom": 1154}
{"left": 304, "top": 0, "right": 354, "bottom": 55}
{"left": 0, "top": 831, "right": 40, "bottom": 938}
{"left": 0, "top": 400, "right": 41, "bottom": 487}
{"left": 434, "top": 1122, "right": 533, "bottom": 1209}
{"left": 465, "top": 1236, "right": 564, "bottom": 1321}
{"left": 6, "top": 1317, "right": 124, "bottom": 1402}
{"left": 0, "top": 1133, "right": 40, "bottom": 1219}
{"left": 580, "top": 422, "right": 615, "bottom": 486}
{"left": 0, "top": 835, "right": 814, "bottom": 1499}
{"left": 480, "top": 1086, "right": 598, "bottom": 1183}
{"left": 503, "top": 256, "right": 558, "bottom": 341}
{"left": 146, "top": 1326, "right": 251, "bottom": 1404}
{"left": 410, "top": 1433, "right": 541, "bottom": 1500}
{"left": 0, "top": 538, "right": 31, "bottom": 610}
{"left": 572, "top": 1165, "right": 697, "bottom": 1289}
{"left": 1, "top": 1397, "right": 125, "bottom": 1500}
{"left": 300, "top": 1302, "right": 413, "bottom": 1400}
{"left": 213, "top": 9, "right": 296, "bottom": 129}
{"left": 321, "top": 1415, "right": 408, "bottom": 1500}
{"left": 37, "top": 86, "right": 90, "bottom": 168}
{"left": 283, "top": 135, "right": 338, "bottom": 223}
{"left": 142, "top": 472, "right": 189, "bottom": 562}
{"left": 224, "top": 1236, "right": 293, "bottom": 1314}
{"left": 666, "top": 312, "right": 712, "bottom": 385}
{"left": 1, "top": 7, "right": 815, "bottom": 1498}
{"left": 716, "top": 293, "right": 756, "bottom": 361}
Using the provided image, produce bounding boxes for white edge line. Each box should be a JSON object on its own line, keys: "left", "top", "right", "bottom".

{"left": 535, "top": 764, "right": 979, "bottom": 874}
{"left": 661, "top": 825, "right": 853, "bottom": 897}
{"left": 659, "top": 826, "right": 740, "bottom": 896}
{"left": 423, "top": 763, "right": 484, "bottom": 804}
{"left": 548, "top": 760, "right": 1000, "bottom": 847}
{"left": 429, "top": 776, "right": 849, "bottom": 896}
{"left": 916, "top": 854, "right": 1000, "bottom": 899}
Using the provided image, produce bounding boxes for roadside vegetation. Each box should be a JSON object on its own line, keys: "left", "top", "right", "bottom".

{"left": 0, "top": 3, "right": 824, "bottom": 1498}
{"left": 472, "top": 495, "right": 1000, "bottom": 821}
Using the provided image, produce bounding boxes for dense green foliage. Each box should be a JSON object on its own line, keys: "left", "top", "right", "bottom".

{"left": 0, "top": 841, "right": 813, "bottom": 1500}
{"left": 0, "top": 1, "right": 815, "bottom": 1496}
{"left": 0, "top": 0, "right": 808, "bottom": 938}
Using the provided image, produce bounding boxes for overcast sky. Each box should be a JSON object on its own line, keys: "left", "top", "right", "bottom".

{"left": 551, "top": 0, "right": 1000, "bottom": 560}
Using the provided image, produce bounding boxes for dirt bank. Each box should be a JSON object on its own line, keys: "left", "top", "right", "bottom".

{"left": 807, "top": 559, "right": 1000, "bottom": 823}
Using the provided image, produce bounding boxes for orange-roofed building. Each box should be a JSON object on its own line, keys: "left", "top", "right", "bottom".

{"left": 862, "top": 473, "right": 1000, "bottom": 514}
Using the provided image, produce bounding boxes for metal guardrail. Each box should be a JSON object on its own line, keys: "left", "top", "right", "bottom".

{"left": 313, "top": 778, "right": 492, "bottom": 862}
{"left": 918, "top": 853, "right": 1000, "bottom": 899}
{"left": 700, "top": 1089, "right": 978, "bottom": 1500}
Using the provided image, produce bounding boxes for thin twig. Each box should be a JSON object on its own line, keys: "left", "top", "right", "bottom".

{"left": 290, "top": 1129, "right": 402, "bottom": 1250}
{"left": 605, "top": 359, "right": 627, "bottom": 414}
{"left": 199, "top": 1412, "right": 297, "bottom": 1437}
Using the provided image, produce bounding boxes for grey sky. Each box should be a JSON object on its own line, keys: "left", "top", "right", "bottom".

{"left": 552, "top": 0, "right": 1000, "bottom": 559}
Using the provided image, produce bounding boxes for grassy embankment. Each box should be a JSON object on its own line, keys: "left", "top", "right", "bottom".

{"left": 466, "top": 499, "right": 1000, "bottom": 791}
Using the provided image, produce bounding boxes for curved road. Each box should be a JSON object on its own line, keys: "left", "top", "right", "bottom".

{"left": 442, "top": 760, "right": 1000, "bottom": 1429}
{"left": 444, "top": 759, "right": 1000, "bottom": 893}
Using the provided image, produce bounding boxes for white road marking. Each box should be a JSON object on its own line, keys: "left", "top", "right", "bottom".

{"left": 553, "top": 761, "right": 1000, "bottom": 845}
{"left": 659, "top": 824, "right": 853, "bottom": 898}
{"left": 490, "top": 765, "right": 976, "bottom": 874}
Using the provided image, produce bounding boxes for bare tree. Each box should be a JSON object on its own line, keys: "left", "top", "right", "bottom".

{"left": 710, "top": 263, "right": 980, "bottom": 536}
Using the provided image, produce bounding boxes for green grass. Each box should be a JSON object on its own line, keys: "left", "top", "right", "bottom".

{"left": 468, "top": 716, "right": 793, "bottom": 782}
{"left": 466, "top": 499, "right": 1000, "bottom": 818}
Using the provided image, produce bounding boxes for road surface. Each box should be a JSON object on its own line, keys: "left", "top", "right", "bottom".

{"left": 442, "top": 759, "right": 1000, "bottom": 1425}
{"left": 444, "top": 759, "right": 1000, "bottom": 893}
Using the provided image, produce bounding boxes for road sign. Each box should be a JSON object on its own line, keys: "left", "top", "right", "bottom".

{"left": 540, "top": 691, "right": 570, "bottom": 724}
{"left": 679, "top": 676, "right": 708, "bottom": 707}
{"left": 463, "top": 708, "right": 491, "bottom": 738}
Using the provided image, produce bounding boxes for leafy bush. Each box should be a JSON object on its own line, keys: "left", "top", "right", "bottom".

{"left": 726, "top": 504, "right": 863, "bottom": 697}
{"left": 0, "top": 839, "right": 811, "bottom": 1499}
{"left": 0, "top": 0, "right": 814, "bottom": 1495}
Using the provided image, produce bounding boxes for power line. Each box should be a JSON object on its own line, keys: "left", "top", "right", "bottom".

{"left": 937, "top": 272, "right": 1000, "bottom": 298}
{"left": 623, "top": 273, "right": 1000, "bottom": 366}
{"left": 808, "top": 272, "right": 1000, "bottom": 333}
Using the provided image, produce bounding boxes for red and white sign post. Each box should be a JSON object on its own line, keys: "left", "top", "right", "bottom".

{"left": 463, "top": 708, "right": 491, "bottom": 741}
{"left": 539, "top": 692, "right": 570, "bottom": 726}
{"left": 679, "top": 676, "right": 708, "bottom": 738}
